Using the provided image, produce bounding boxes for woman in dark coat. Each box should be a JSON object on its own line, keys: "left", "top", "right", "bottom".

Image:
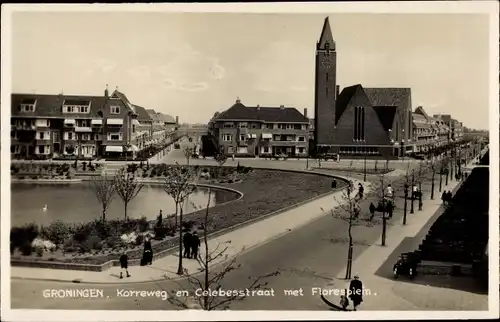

{"left": 142, "top": 235, "right": 153, "bottom": 265}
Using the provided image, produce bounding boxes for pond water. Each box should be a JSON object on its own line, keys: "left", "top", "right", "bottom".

{"left": 10, "top": 183, "right": 240, "bottom": 227}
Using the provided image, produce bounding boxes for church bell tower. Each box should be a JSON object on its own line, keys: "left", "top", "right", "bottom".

{"left": 314, "top": 16, "right": 337, "bottom": 150}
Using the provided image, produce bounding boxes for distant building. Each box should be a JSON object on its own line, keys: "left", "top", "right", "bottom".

{"left": 10, "top": 86, "right": 177, "bottom": 159}
{"left": 209, "top": 98, "right": 310, "bottom": 157}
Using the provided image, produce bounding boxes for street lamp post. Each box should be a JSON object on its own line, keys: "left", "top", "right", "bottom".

{"left": 403, "top": 183, "right": 408, "bottom": 225}
{"left": 363, "top": 152, "right": 367, "bottom": 182}
{"left": 431, "top": 148, "right": 436, "bottom": 200}
{"left": 410, "top": 170, "right": 415, "bottom": 214}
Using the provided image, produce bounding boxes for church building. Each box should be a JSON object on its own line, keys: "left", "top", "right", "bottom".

{"left": 314, "top": 17, "right": 414, "bottom": 159}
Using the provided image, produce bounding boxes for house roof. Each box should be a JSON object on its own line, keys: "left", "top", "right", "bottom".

{"left": 413, "top": 113, "right": 431, "bottom": 129}
{"left": 145, "top": 109, "right": 161, "bottom": 122}
{"left": 132, "top": 104, "right": 152, "bottom": 122}
{"left": 111, "top": 90, "right": 136, "bottom": 114}
{"left": 335, "top": 84, "right": 362, "bottom": 124}
{"left": 11, "top": 93, "right": 106, "bottom": 118}
{"left": 372, "top": 106, "right": 398, "bottom": 131}
{"left": 414, "top": 106, "right": 430, "bottom": 119}
{"left": 156, "top": 113, "right": 176, "bottom": 124}
{"left": 216, "top": 102, "right": 308, "bottom": 123}
{"left": 364, "top": 87, "right": 411, "bottom": 113}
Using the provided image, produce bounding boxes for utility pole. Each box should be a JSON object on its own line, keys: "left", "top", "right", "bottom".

{"left": 363, "top": 152, "right": 367, "bottom": 182}
{"left": 410, "top": 169, "right": 415, "bottom": 214}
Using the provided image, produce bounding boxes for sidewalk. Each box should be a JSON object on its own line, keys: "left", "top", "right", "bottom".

{"left": 11, "top": 179, "right": 372, "bottom": 284}
{"left": 323, "top": 161, "right": 488, "bottom": 310}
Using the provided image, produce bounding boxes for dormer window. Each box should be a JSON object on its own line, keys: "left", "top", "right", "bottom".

{"left": 110, "top": 106, "right": 120, "bottom": 114}
{"left": 20, "top": 98, "right": 37, "bottom": 112}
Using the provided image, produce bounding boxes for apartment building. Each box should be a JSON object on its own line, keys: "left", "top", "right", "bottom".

{"left": 210, "top": 98, "right": 310, "bottom": 157}
{"left": 10, "top": 86, "right": 177, "bottom": 159}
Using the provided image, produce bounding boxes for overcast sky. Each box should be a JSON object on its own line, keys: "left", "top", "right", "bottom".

{"left": 11, "top": 12, "right": 490, "bottom": 129}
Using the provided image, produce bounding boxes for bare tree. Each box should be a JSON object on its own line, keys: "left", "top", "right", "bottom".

{"left": 167, "top": 188, "right": 279, "bottom": 310}
{"left": 183, "top": 145, "right": 195, "bottom": 165}
{"left": 164, "top": 163, "right": 198, "bottom": 275}
{"left": 89, "top": 174, "right": 116, "bottom": 222}
{"left": 114, "top": 168, "right": 144, "bottom": 221}
{"left": 373, "top": 171, "right": 392, "bottom": 246}
{"left": 322, "top": 184, "right": 374, "bottom": 280}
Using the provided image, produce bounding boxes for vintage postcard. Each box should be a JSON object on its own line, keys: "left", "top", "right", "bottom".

{"left": 1, "top": 1, "right": 498, "bottom": 321}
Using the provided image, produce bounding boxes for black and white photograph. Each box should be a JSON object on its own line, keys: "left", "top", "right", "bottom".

{"left": 1, "top": 2, "right": 498, "bottom": 321}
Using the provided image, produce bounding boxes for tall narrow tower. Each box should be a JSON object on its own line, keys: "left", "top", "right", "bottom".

{"left": 314, "top": 17, "right": 337, "bottom": 151}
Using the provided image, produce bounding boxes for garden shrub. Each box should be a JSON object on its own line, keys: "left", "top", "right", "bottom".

{"left": 20, "top": 243, "right": 33, "bottom": 256}
{"left": 83, "top": 234, "right": 102, "bottom": 250}
{"left": 35, "top": 246, "right": 44, "bottom": 257}
{"left": 10, "top": 223, "right": 39, "bottom": 249}
{"left": 40, "top": 220, "right": 72, "bottom": 245}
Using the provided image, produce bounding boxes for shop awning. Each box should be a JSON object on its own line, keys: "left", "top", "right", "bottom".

{"left": 262, "top": 133, "right": 272, "bottom": 139}
{"left": 251, "top": 134, "right": 257, "bottom": 139}
{"left": 91, "top": 119, "right": 103, "bottom": 125}
{"left": 107, "top": 118, "right": 123, "bottom": 125}
{"left": 105, "top": 145, "right": 123, "bottom": 152}
{"left": 64, "top": 119, "right": 76, "bottom": 125}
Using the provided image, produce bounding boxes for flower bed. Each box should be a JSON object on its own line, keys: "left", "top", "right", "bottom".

{"left": 11, "top": 162, "right": 103, "bottom": 180}
{"left": 10, "top": 168, "right": 345, "bottom": 267}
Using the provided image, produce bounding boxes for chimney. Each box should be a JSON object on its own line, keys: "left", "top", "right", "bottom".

{"left": 335, "top": 85, "right": 340, "bottom": 99}
{"left": 175, "top": 116, "right": 179, "bottom": 124}
{"left": 236, "top": 97, "right": 241, "bottom": 104}
{"left": 303, "top": 108, "right": 308, "bottom": 118}
{"left": 104, "top": 84, "right": 109, "bottom": 98}
{"left": 280, "top": 105, "right": 285, "bottom": 109}
{"left": 256, "top": 104, "right": 260, "bottom": 110}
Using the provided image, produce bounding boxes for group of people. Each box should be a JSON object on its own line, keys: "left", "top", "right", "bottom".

{"left": 441, "top": 190, "right": 453, "bottom": 205}
{"left": 118, "top": 234, "right": 154, "bottom": 279}
{"left": 183, "top": 231, "right": 201, "bottom": 259}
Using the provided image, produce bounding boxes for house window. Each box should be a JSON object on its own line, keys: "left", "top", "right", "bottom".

{"left": 64, "top": 105, "right": 74, "bottom": 113}
{"left": 38, "top": 146, "right": 45, "bottom": 154}
{"left": 227, "top": 146, "right": 234, "bottom": 154}
{"left": 82, "top": 134, "right": 90, "bottom": 140}
{"left": 68, "top": 132, "right": 73, "bottom": 140}
{"left": 239, "top": 134, "right": 246, "bottom": 141}
{"left": 39, "top": 132, "right": 44, "bottom": 140}
{"left": 108, "top": 133, "right": 122, "bottom": 140}
{"left": 263, "top": 147, "right": 269, "bottom": 153}
{"left": 326, "top": 73, "right": 329, "bottom": 81}
{"left": 110, "top": 106, "right": 120, "bottom": 114}
{"left": 298, "top": 147, "right": 305, "bottom": 153}
{"left": 237, "top": 147, "right": 248, "bottom": 154}
{"left": 238, "top": 122, "right": 248, "bottom": 128}
{"left": 298, "top": 136, "right": 305, "bottom": 142}
{"left": 251, "top": 123, "right": 258, "bottom": 129}
{"left": 223, "top": 134, "right": 232, "bottom": 142}
{"left": 223, "top": 123, "right": 234, "bottom": 128}
{"left": 21, "top": 104, "right": 34, "bottom": 112}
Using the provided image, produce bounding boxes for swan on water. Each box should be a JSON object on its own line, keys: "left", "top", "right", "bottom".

{"left": 42, "top": 205, "right": 48, "bottom": 211}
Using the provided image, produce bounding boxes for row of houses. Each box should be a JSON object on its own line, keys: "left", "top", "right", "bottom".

{"left": 10, "top": 86, "right": 178, "bottom": 159}
{"left": 208, "top": 97, "right": 464, "bottom": 159}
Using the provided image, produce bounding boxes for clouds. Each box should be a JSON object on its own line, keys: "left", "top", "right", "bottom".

{"left": 157, "top": 43, "right": 226, "bottom": 92}
{"left": 243, "top": 40, "right": 313, "bottom": 93}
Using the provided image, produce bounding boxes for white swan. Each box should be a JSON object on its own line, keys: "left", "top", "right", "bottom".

{"left": 42, "top": 205, "right": 48, "bottom": 212}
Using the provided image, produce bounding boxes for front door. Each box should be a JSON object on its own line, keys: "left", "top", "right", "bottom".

{"left": 254, "top": 146, "right": 259, "bottom": 156}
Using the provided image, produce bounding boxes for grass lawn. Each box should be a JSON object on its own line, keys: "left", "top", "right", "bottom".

{"left": 16, "top": 169, "right": 345, "bottom": 266}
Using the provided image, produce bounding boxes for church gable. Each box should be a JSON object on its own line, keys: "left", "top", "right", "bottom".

{"left": 333, "top": 85, "right": 391, "bottom": 145}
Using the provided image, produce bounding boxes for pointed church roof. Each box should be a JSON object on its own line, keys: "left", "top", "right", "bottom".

{"left": 414, "top": 106, "right": 430, "bottom": 119}
{"left": 335, "top": 84, "right": 362, "bottom": 124}
{"left": 318, "top": 17, "right": 336, "bottom": 50}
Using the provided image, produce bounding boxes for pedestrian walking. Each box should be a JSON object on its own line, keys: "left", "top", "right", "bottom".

{"left": 183, "top": 230, "right": 193, "bottom": 258}
{"left": 446, "top": 191, "right": 453, "bottom": 204}
{"left": 119, "top": 251, "right": 130, "bottom": 279}
{"left": 191, "top": 231, "right": 201, "bottom": 260}
{"left": 340, "top": 289, "right": 350, "bottom": 311}
{"left": 349, "top": 275, "right": 363, "bottom": 311}
{"left": 357, "top": 183, "right": 364, "bottom": 200}
{"left": 141, "top": 235, "right": 153, "bottom": 265}
{"left": 441, "top": 191, "right": 447, "bottom": 205}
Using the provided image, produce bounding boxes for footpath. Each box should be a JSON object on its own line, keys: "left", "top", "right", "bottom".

{"left": 11, "top": 177, "right": 371, "bottom": 284}
{"left": 322, "top": 159, "right": 489, "bottom": 311}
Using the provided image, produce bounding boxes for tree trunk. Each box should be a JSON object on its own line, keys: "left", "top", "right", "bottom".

{"left": 431, "top": 171, "right": 435, "bottom": 200}
{"left": 124, "top": 202, "right": 128, "bottom": 221}
{"left": 346, "top": 221, "right": 353, "bottom": 280}
{"left": 177, "top": 204, "right": 184, "bottom": 275}
{"left": 204, "top": 189, "right": 211, "bottom": 310}
{"left": 381, "top": 211, "right": 386, "bottom": 246}
{"left": 102, "top": 208, "right": 106, "bottom": 223}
